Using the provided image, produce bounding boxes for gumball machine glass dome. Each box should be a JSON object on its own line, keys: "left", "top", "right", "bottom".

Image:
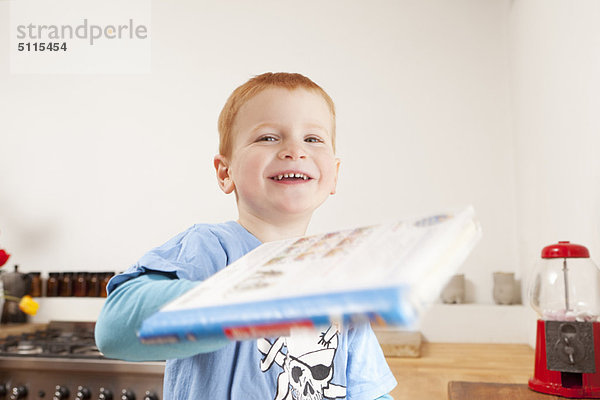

{"left": 529, "top": 241, "right": 600, "bottom": 322}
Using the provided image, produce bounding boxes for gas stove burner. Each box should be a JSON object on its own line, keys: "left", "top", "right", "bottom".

{"left": 16, "top": 340, "right": 43, "bottom": 355}
{"left": 0, "top": 321, "right": 106, "bottom": 359}
{"left": 71, "top": 344, "right": 100, "bottom": 353}
{"left": 0, "top": 321, "right": 165, "bottom": 400}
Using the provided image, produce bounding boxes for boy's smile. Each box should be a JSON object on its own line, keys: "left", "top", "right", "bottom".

{"left": 269, "top": 171, "right": 311, "bottom": 182}
{"left": 214, "top": 87, "right": 340, "bottom": 238}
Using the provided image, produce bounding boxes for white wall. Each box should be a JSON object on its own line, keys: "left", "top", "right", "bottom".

{"left": 0, "top": 0, "right": 517, "bottom": 309}
{"left": 509, "top": 0, "right": 600, "bottom": 283}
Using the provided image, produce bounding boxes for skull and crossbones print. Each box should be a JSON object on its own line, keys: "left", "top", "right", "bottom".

{"left": 257, "top": 324, "right": 347, "bottom": 400}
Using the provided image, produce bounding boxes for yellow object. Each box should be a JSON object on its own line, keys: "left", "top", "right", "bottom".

{"left": 18, "top": 295, "right": 39, "bottom": 315}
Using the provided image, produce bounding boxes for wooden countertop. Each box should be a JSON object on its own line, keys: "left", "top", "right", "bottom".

{"left": 448, "top": 381, "right": 569, "bottom": 400}
{"left": 386, "top": 342, "right": 535, "bottom": 400}
{"left": 0, "top": 323, "right": 48, "bottom": 338}
{"left": 1, "top": 324, "right": 535, "bottom": 399}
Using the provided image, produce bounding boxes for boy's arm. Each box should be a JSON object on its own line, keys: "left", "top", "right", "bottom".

{"left": 94, "top": 272, "right": 229, "bottom": 361}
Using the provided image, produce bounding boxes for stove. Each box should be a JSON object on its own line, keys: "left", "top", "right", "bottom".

{"left": 0, "top": 321, "right": 164, "bottom": 400}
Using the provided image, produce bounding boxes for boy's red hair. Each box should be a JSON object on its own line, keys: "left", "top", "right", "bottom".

{"left": 218, "top": 72, "right": 336, "bottom": 157}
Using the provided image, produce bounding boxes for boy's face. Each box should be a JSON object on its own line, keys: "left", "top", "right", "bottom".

{"left": 215, "top": 87, "right": 340, "bottom": 224}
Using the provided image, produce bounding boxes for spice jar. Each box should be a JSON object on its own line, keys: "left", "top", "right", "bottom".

{"left": 100, "top": 272, "right": 114, "bottom": 298}
{"left": 74, "top": 272, "right": 88, "bottom": 297}
{"left": 46, "top": 272, "right": 59, "bottom": 297}
{"left": 59, "top": 272, "right": 73, "bottom": 297}
{"left": 87, "top": 273, "right": 100, "bottom": 297}
{"left": 28, "top": 272, "right": 42, "bottom": 297}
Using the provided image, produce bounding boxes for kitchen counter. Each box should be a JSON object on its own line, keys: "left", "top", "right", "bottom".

{"left": 1, "top": 323, "right": 535, "bottom": 399}
{"left": 386, "top": 342, "right": 535, "bottom": 399}
{"left": 447, "top": 381, "right": 566, "bottom": 400}
{"left": 0, "top": 322, "right": 48, "bottom": 338}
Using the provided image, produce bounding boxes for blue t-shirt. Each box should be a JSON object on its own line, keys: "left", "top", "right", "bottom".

{"left": 106, "top": 221, "right": 397, "bottom": 400}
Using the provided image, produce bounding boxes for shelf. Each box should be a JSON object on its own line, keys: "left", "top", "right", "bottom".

{"left": 27, "top": 299, "right": 538, "bottom": 345}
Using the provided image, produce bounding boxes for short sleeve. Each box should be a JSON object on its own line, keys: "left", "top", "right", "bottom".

{"left": 107, "top": 224, "right": 228, "bottom": 295}
{"left": 346, "top": 322, "right": 397, "bottom": 399}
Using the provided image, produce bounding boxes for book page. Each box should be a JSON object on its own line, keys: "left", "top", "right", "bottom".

{"left": 162, "top": 206, "right": 480, "bottom": 313}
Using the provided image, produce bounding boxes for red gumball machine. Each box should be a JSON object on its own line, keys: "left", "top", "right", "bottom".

{"left": 529, "top": 241, "right": 600, "bottom": 398}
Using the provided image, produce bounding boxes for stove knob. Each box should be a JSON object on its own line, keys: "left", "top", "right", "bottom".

{"left": 98, "top": 387, "right": 113, "bottom": 400}
{"left": 121, "top": 389, "right": 135, "bottom": 400}
{"left": 77, "top": 386, "right": 92, "bottom": 400}
{"left": 9, "top": 385, "right": 28, "bottom": 400}
{"left": 143, "top": 391, "right": 158, "bottom": 400}
{"left": 53, "top": 385, "right": 70, "bottom": 400}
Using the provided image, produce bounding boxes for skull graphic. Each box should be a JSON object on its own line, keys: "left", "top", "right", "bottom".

{"left": 288, "top": 349, "right": 335, "bottom": 400}
{"left": 257, "top": 324, "right": 346, "bottom": 400}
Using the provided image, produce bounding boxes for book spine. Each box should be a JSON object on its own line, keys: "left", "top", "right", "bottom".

{"left": 138, "top": 286, "right": 414, "bottom": 343}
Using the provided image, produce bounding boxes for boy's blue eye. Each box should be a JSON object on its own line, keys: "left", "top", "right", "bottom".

{"left": 305, "top": 137, "right": 323, "bottom": 143}
{"left": 258, "top": 136, "right": 277, "bottom": 142}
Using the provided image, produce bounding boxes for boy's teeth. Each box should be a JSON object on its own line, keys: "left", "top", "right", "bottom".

{"left": 273, "top": 173, "right": 309, "bottom": 181}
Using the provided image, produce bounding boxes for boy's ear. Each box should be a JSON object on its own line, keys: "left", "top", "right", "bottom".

{"left": 330, "top": 158, "right": 341, "bottom": 195}
{"left": 214, "top": 154, "right": 235, "bottom": 194}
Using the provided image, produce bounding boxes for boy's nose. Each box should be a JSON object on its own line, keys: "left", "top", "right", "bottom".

{"left": 278, "top": 144, "right": 307, "bottom": 160}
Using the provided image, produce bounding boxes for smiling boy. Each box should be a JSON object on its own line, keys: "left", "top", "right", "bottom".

{"left": 214, "top": 85, "right": 340, "bottom": 242}
{"left": 95, "top": 72, "right": 396, "bottom": 400}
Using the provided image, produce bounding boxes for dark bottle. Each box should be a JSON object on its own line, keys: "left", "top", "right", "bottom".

{"left": 46, "top": 272, "right": 59, "bottom": 297}
{"left": 28, "top": 272, "right": 42, "bottom": 297}
{"left": 59, "top": 272, "right": 73, "bottom": 297}
{"left": 74, "top": 272, "right": 88, "bottom": 297}
{"left": 100, "top": 272, "right": 114, "bottom": 298}
{"left": 87, "top": 273, "right": 100, "bottom": 297}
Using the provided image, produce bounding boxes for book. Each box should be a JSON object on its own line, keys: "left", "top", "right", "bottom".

{"left": 138, "top": 206, "right": 482, "bottom": 343}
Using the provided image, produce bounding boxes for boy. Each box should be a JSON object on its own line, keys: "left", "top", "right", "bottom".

{"left": 95, "top": 72, "right": 397, "bottom": 400}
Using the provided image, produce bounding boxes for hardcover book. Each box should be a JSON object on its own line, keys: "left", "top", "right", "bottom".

{"left": 138, "top": 206, "right": 481, "bottom": 343}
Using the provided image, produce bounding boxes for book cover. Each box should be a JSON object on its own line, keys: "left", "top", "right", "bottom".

{"left": 138, "top": 206, "right": 481, "bottom": 343}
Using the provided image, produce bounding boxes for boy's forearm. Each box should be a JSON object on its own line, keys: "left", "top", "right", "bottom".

{"left": 94, "top": 273, "right": 229, "bottom": 361}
